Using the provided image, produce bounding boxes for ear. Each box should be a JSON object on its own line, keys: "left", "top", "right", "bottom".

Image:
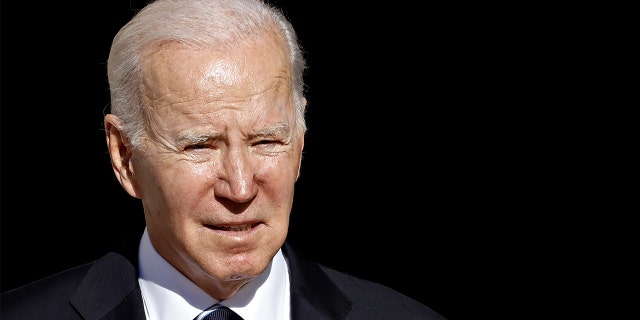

{"left": 104, "top": 114, "right": 141, "bottom": 199}
{"left": 297, "top": 98, "right": 307, "bottom": 180}
{"left": 296, "top": 130, "right": 305, "bottom": 181}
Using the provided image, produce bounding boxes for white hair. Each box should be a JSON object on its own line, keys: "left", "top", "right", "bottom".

{"left": 107, "top": 0, "right": 307, "bottom": 147}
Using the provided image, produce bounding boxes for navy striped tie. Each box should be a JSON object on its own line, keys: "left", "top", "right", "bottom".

{"left": 195, "top": 304, "right": 244, "bottom": 320}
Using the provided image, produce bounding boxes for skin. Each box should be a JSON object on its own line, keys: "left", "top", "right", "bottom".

{"left": 104, "top": 33, "right": 305, "bottom": 300}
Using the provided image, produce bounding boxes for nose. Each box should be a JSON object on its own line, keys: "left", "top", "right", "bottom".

{"left": 213, "top": 146, "right": 258, "bottom": 203}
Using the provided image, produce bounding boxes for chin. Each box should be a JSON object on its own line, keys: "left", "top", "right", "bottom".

{"left": 222, "top": 251, "right": 270, "bottom": 276}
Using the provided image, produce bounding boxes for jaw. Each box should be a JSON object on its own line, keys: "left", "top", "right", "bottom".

{"left": 163, "top": 223, "right": 284, "bottom": 300}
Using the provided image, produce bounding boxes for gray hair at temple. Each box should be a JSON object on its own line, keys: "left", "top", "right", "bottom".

{"left": 106, "top": 0, "right": 307, "bottom": 148}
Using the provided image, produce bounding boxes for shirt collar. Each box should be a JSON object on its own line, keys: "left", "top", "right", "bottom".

{"left": 137, "top": 228, "right": 290, "bottom": 320}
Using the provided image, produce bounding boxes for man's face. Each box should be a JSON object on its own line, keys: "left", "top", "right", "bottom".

{"left": 128, "top": 37, "right": 303, "bottom": 297}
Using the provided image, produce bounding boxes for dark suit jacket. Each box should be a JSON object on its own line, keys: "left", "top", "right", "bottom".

{"left": 1, "top": 230, "right": 446, "bottom": 319}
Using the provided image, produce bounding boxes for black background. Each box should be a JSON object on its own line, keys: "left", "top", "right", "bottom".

{"left": 0, "top": 1, "right": 553, "bottom": 319}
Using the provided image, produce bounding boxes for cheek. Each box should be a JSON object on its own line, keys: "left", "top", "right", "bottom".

{"left": 170, "top": 163, "right": 215, "bottom": 195}
{"left": 258, "top": 156, "right": 299, "bottom": 183}
{"left": 140, "top": 160, "right": 211, "bottom": 205}
{"left": 256, "top": 158, "right": 300, "bottom": 206}
{"left": 188, "top": 161, "right": 216, "bottom": 179}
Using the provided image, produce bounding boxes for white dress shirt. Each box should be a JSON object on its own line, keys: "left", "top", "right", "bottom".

{"left": 137, "top": 228, "right": 291, "bottom": 320}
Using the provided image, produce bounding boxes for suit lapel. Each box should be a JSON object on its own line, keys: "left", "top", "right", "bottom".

{"left": 69, "top": 230, "right": 146, "bottom": 320}
{"left": 282, "top": 242, "right": 353, "bottom": 320}
{"left": 66, "top": 232, "right": 351, "bottom": 320}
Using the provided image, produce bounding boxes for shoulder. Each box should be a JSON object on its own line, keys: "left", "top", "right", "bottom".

{"left": 319, "top": 265, "right": 448, "bottom": 320}
{"left": 1, "top": 261, "right": 94, "bottom": 319}
{"left": 282, "top": 242, "right": 447, "bottom": 319}
{"left": 1, "top": 252, "right": 139, "bottom": 320}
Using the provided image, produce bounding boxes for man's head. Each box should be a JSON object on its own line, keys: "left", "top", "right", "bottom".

{"left": 103, "top": 0, "right": 306, "bottom": 299}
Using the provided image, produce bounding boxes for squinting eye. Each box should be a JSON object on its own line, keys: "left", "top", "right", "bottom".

{"left": 256, "top": 140, "right": 279, "bottom": 145}
{"left": 185, "top": 144, "right": 208, "bottom": 150}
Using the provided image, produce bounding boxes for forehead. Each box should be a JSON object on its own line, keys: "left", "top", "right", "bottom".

{"left": 141, "top": 37, "right": 291, "bottom": 104}
{"left": 137, "top": 39, "right": 297, "bottom": 137}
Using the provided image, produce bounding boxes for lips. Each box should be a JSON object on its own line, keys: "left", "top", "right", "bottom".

{"left": 209, "top": 223, "right": 258, "bottom": 231}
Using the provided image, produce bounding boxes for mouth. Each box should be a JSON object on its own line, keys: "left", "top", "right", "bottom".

{"left": 208, "top": 223, "right": 259, "bottom": 232}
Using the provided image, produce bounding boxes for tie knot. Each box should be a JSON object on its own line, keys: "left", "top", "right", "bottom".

{"left": 195, "top": 304, "right": 244, "bottom": 320}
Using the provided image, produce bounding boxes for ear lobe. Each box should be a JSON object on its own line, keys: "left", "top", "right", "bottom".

{"left": 104, "top": 114, "right": 141, "bottom": 199}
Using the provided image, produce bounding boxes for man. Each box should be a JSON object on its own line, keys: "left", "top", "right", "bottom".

{"left": 1, "top": 0, "right": 447, "bottom": 319}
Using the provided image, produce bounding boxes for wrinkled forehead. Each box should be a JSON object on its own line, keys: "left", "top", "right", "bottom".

{"left": 141, "top": 27, "right": 291, "bottom": 78}
{"left": 140, "top": 35, "right": 292, "bottom": 107}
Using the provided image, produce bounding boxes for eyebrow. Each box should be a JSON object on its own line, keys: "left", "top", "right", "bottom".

{"left": 178, "top": 132, "right": 219, "bottom": 144}
{"left": 177, "top": 123, "right": 292, "bottom": 143}
{"left": 253, "top": 123, "right": 291, "bottom": 139}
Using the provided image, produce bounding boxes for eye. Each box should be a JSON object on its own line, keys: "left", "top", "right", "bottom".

{"left": 255, "top": 139, "right": 279, "bottom": 146}
{"left": 252, "top": 139, "right": 288, "bottom": 155}
{"left": 185, "top": 143, "right": 209, "bottom": 150}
